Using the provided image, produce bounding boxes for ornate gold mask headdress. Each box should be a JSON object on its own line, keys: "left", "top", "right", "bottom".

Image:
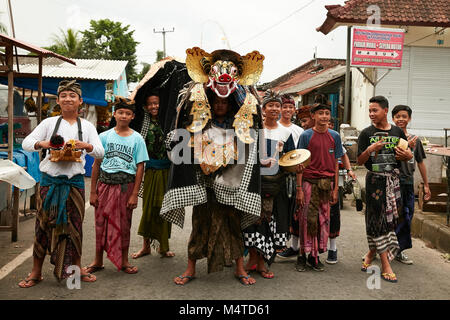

{"left": 185, "top": 47, "right": 264, "bottom": 98}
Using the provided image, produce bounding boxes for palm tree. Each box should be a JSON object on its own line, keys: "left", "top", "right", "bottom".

{"left": 47, "top": 28, "right": 82, "bottom": 58}
{"left": 0, "top": 11, "right": 8, "bottom": 34}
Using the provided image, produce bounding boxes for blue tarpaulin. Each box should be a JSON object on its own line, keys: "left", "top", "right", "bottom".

{"left": 0, "top": 148, "right": 40, "bottom": 183}
{"left": 0, "top": 77, "right": 107, "bottom": 106}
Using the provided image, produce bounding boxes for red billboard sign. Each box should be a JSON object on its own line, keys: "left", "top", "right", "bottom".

{"left": 351, "top": 27, "right": 405, "bottom": 69}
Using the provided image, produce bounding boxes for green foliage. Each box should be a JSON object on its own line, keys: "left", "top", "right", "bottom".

{"left": 138, "top": 62, "right": 150, "bottom": 81}
{"left": 156, "top": 50, "right": 164, "bottom": 62}
{"left": 45, "top": 28, "right": 82, "bottom": 58}
{"left": 81, "top": 19, "right": 139, "bottom": 82}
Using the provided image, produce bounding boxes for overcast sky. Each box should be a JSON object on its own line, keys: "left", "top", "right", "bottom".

{"left": 0, "top": 0, "right": 348, "bottom": 83}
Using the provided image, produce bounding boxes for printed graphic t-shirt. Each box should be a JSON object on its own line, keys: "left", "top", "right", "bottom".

{"left": 297, "top": 128, "right": 344, "bottom": 179}
{"left": 399, "top": 135, "right": 426, "bottom": 185}
{"left": 99, "top": 128, "right": 149, "bottom": 175}
{"left": 357, "top": 124, "right": 407, "bottom": 172}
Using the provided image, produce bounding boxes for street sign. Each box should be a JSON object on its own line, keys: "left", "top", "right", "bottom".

{"left": 350, "top": 27, "right": 405, "bottom": 69}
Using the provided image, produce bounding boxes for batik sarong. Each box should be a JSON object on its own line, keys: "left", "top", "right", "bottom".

{"left": 395, "top": 182, "right": 415, "bottom": 252}
{"left": 95, "top": 171, "right": 135, "bottom": 270}
{"left": 33, "top": 173, "right": 85, "bottom": 281}
{"left": 365, "top": 171, "right": 401, "bottom": 261}
{"left": 188, "top": 201, "right": 244, "bottom": 273}
{"left": 296, "top": 179, "right": 331, "bottom": 262}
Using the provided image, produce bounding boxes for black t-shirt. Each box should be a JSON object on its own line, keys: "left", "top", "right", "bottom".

{"left": 357, "top": 124, "right": 408, "bottom": 172}
{"left": 399, "top": 134, "right": 426, "bottom": 184}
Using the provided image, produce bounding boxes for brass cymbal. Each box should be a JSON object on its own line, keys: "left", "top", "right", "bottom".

{"left": 398, "top": 138, "right": 408, "bottom": 150}
{"left": 279, "top": 149, "right": 311, "bottom": 172}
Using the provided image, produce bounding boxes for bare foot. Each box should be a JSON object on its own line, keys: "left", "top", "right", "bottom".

{"left": 80, "top": 273, "right": 96, "bottom": 282}
{"left": 160, "top": 250, "right": 175, "bottom": 258}
{"left": 131, "top": 248, "right": 151, "bottom": 259}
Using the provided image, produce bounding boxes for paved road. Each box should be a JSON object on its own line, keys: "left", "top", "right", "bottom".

{"left": 1, "top": 181, "right": 449, "bottom": 300}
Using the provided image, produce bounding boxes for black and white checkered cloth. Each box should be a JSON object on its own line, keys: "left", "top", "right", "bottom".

{"left": 160, "top": 133, "right": 261, "bottom": 230}
{"left": 243, "top": 231, "right": 275, "bottom": 262}
{"left": 269, "top": 220, "right": 288, "bottom": 248}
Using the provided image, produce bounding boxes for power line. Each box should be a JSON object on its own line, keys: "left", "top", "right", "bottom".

{"left": 234, "top": 0, "right": 316, "bottom": 49}
{"left": 153, "top": 27, "right": 175, "bottom": 58}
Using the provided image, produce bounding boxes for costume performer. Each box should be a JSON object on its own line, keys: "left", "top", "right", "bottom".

{"left": 295, "top": 103, "right": 343, "bottom": 272}
{"left": 19, "top": 80, "right": 104, "bottom": 287}
{"left": 112, "top": 59, "right": 190, "bottom": 259}
{"left": 85, "top": 97, "right": 148, "bottom": 274}
{"left": 358, "top": 96, "right": 412, "bottom": 283}
{"left": 244, "top": 90, "right": 296, "bottom": 277}
{"left": 159, "top": 47, "right": 265, "bottom": 286}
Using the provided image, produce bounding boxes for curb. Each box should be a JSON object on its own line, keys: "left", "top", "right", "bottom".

{"left": 411, "top": 211, "right": 450, "bottom": 253}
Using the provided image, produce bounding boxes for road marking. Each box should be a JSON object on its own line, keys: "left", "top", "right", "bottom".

{"left": 0, "top": 246, "right": 33, "bottom": 280}
{"left": 0, "top": 201, "right": 91, "bottom": 281}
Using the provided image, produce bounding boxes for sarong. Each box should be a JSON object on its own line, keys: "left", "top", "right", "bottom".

{"left": 365, "top": 171, "right": 401, "bottom": 260}
{"left": 95, "top": 180, "right": 134, "bottom": 270}
{"left": 243, "top": 179, "right": 288, "bottom": 264}
{"left": 188, "top": 201, "right": 244, "bottom": 273}
{"left": 329, "top": 202, "right": 340, "bottom": 239}
{"left": 296, "top": 180, "right": 330, "bottom": 261}
{"left": 395, "top": 182, "right": 415, "bottom": 252}
{"left": 287, "top": 174, "right": 299, "bottom": 237}
{"left": 137, "top": 168, "right": 171, "bottom": 253}
{"left": 33, "top": 174, "right": 85, "bottom": 281}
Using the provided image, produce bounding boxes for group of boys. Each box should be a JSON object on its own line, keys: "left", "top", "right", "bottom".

{"left": 17, "top": 77, "right": 428, "bottom": 288}
{"left": 19, "top": 80, "right": 148, "bottom": 287}
{"left": 277, "top": 94, "right": 428, "bottom": 282}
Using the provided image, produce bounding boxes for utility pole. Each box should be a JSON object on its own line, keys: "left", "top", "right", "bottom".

{"left": 153, "top": 27, "right": 175, "bottom": 58}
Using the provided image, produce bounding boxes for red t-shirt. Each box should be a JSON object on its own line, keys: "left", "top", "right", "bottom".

{"left": 297, "top": 128, "right": 344, "bottom": 179}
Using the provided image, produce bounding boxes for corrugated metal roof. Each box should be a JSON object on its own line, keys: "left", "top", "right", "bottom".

{"left": 14, "top": 58, "right": 128, "bottom": 81}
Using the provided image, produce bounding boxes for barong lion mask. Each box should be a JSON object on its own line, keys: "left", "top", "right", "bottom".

{"left": 186, "top": 47, "right": 264, "bottom": 98}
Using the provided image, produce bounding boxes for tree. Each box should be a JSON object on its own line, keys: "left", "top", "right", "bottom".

{"left": 0, "top": 11, "right": 8, "bottom": 34}
{"left": 45, "top": 28, "right": 82, "bottom": 58}
{"left": 81, "top": 19, "right": 139, "bottom": 82}
{"left": 138, "top": 62, "right": 150, "bottom": 81}
{"left": 156, "top": 50, "right": 164, "bottom": 62}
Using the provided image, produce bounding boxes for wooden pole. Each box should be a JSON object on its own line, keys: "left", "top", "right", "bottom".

{"left": 37, "top": 55, "right": 43, "bottom": 124}
{"left": 11, "top": 186, "right": 19, "bottom": 242}
{"left": 343, "top": 26, "right": 351, "bottom": 124}
{"left": 6, "top": 45, "right": 13, "bottom": 161}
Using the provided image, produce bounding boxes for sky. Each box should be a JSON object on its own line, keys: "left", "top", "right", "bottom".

{"left": 0, "top": 0, "right": 348, "bottom": 83}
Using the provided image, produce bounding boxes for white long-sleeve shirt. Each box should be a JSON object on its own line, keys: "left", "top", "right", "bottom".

{"left": 22, "top": 116, "right": 104, "bottom": 179}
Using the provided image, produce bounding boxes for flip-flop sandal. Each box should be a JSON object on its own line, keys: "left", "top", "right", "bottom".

{"left": 361, "top": 261, "right": 372, "bottom": 272}
{"left": 80, "top": 273, "right": 96, "bottom": 282}
{"left": 121, "top": 266, "right": 138, "bottom": 274}
{"left": 381, "top": 273, "right": 398, "bottom": 283}
{"left": 257, "top": 269, "right": 274, "bottom": 279}
{"left": 83, "top": 265, "right": 104, "bottom": 274}
{"left": 174, "top": 275, "right": 195, "bottom": 285}
{"left": 235, "top": 274, "right": 254, "bottom": 286}
{"left": 18, "top": 275, "right": 43, "bottom": 288}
